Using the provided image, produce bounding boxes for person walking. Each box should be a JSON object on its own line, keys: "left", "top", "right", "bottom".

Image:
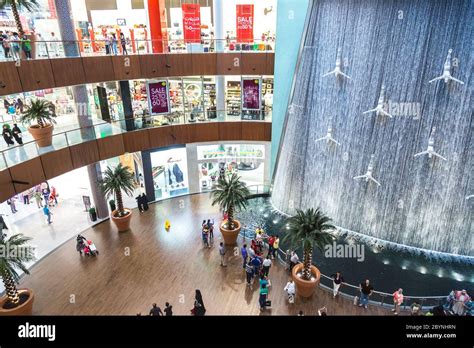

{"left": 207, "top": 219, "right": 214, "bottom": 243}
{"left": 219, "top": 242, "right": 226, "bottom": 266}
{"left": 392, "top": 288, "right": 404, "bottom": 315}
{"left": 1, "top": 31, "right": 10, "bottom": 59}
{"left": 21, "top": 35, "right": 32, "bottom": 59}
{"left": 289, "top": 251, "right": 299, "bottom": 274}
{"left": 15, "top": 98, "right": 24, "bottom": 114}
{"left": 149, "top": 303, "right": 163, "bottom": 316}
{"left": 359, "top": 279, "right": 374, "bottom": 309}
{"left": 251, "top": 255, "right": 262, "bottom": 276}
{"left": 110, "top": 34, "right": 118, "bottom": 55}
{"left": 267, "top": 235, "right": 275, "bottom": 257}
{"left": 120, "top": 32, "right": 128, "bottom": 55}
{"left": 10, "top": 32, "right": 20, "bottom": 60}
{"left": 49, "top": 32, "right": 60, "bottom": 57}
{"left": 259, "top": 275, "right": 271, "bottom": 311}
{"left": 262, "top": 255, "right": 272, "bottom": 277}
{"left": 164, "top": 302, "right": 173, "bottom": 316}
{"left": 452, "top": 290, "right": 470, "bottom": 316}
{"left": 33, "top": 190, "right": 43, "bottom": 208}
{"left": 331, "top": 271, "right": 345, "bottom": 298}
{"left": 202, "top": 222, "right": 210, "bottom": 248}
{"left": 21, "top": 190, "right": 30, "bottom": 205}
{"left": 284, "top": 278, "right": 295, "bottom": 304}
{"left": 191, "top": 289, "right": 206, "bottom": 316}
{"left": 141, "top": 193, "right": 148, "bottom": 211}
{"left": 245, "top": 260, "right": 254, "bottom": 287}
{"left": 135, "top": 194, "right": 144, "bottom": 212}
{"left": 241, "top": 244, "right": 248, "bottom": 269}
{"left": 272, "top": 236, "right": 279, "bottom": 259}
{"left": 11, "top": 124, "right": 22, "bottom": 145}
{"left": 2, "top": 124, "right": 14, "bottom": 146}
{"left": 7, "top": 197, "right": 17, "bottom": 213}
{"left": 43, "top": 204, "right": 52, "bottom": 224}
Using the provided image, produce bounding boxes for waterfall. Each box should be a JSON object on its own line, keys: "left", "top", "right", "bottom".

{"left": 272, "top": 0, "right": 473, "bottom": 256}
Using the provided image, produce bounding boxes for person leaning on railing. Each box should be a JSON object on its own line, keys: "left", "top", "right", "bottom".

{"left": 358, "top": 279, "right": 374, "bottom": 309}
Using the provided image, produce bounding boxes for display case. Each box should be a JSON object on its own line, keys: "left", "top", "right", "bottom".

{"left": 226, "top": 81, "right": 241, "bottom": 116}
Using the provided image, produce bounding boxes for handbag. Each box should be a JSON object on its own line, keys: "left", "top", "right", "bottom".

{"left": 265, "top": 300, "right": 272, "bottom": 307}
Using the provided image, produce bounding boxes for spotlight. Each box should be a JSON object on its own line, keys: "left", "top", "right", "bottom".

{"left": 382, "top": 259, "right": 390, "bottom": 265}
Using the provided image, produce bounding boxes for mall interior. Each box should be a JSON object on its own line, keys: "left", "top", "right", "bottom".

{"left": 0, "top": 0, "right": 472, "bottom": 318}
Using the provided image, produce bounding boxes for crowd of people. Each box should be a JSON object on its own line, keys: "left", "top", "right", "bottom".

{"left": 142, "top": 290, "right": 206, "bottom": 317}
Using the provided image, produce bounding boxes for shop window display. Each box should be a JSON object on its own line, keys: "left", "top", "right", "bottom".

{"left": 151, "top": 147, "right": 189, "bottom": 199}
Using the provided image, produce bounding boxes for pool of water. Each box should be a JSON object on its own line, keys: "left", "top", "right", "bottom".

{"left": 237, "top": 197, "right": 474, "bottom": 297}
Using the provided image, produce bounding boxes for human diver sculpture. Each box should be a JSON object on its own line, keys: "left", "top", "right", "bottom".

{"left": 363, "top": 85, "right": 393, "bottom": 118}
{"left": 414, "top": 127, "right": 447, "bottom": 161}
{"left": 353, "top": 154, "right": 381, "bottom": 186}
{"left": 322, "top": 47, "right": 351, "bottom": 80}
{"left": 428, "top": 49, "right": 464, "bottom": 85}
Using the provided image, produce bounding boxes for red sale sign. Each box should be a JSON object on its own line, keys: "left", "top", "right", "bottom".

{"left": 236, "top": 4, "right": 254, "bottom": 43}
{"left": 147, "top": 80, "right": 170, "bottom": 115}
{"left": 182, "top": 4, "right": 201, "bottom": 43}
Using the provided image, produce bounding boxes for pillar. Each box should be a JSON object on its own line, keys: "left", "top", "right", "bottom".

{"left": 141, "top": 150, "right": 155, "bottom": 202}
{"left": 213, "top": 0, "right": 226, "bottom": 119}
{"left": 119, "top": 80, "right": 135, "bottom": 131}
{"left": 186, "top": 144, "right": 200, "bottom": 194}
{"left": 54, "top": 0, "right": 79, "bottom": 56}
{"left": 146, "top": 0, "right": 168, "bottom": 53}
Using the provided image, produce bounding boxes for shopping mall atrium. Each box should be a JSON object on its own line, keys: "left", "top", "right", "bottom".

{"left": 0, "top": 0, "right": 472, "bottom": 335}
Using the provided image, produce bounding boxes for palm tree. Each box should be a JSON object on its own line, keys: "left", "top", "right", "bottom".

{"left": 20, "top": 99, "right": 57, "bottom": 128}
{"left": 210, "top": 173, "right": 250, "bottom": 229}
{"left": 0, "top": 234, "right": 35, "bottom": 306}
{"left": 282, "top": 208, "right": 335, "bottom": 280}
{"left": 0, "top": 0, "right": 39, "bottom": 37}
{"left": 99, "top": 164, "right": 135, "bottom": 217}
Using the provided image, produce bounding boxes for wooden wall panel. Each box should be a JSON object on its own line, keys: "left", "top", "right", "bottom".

{"left": 172, "top": 124, "right": 193, "bottom": 144}
{"left": 138, "top": 54, "right": 168, "bottom": 79}
{"left": 69, "top": 141, "right": 100, "bottom": 169}
{"left": 242, "top": 53, "right": 267, "bottom": 75}
{"left": 50, "top": 58, "right": 86, "bottom": 87}
{"left": 40, "top": 148, "right": 74, "bottom": 179}
{"left": 218, "top": 122, "right": 242, "bottom": 141}
{"left": 112, "top": 55, "right": 142, "bottom": 80}
{"left": 16, "top": 59, "right": 55, "bottom": 92}
{"left": 147, "top": 126, "right": 174, "bottom": 149}
{"left": 123, "top": 130, "right": 150, "bottom": 153}
{"left": 166, "top": 54, "right": 192, "bottom": 77}
{"left": 242, "top": 121, "right": 265, "bottom": 141}
{"left": 97, "top": 134, "right": 125, "bottom": 160}
{"left": 264, "top": 122, "right": 272, "bottom": 141}
{"left": 0, "top": 61, "right": 22, "bottom": 95}
{"left": 191, "top": 53, "right": 217, "bottom": 76}
{"left": 82, "top": 56, "right": 115, "bottom": 84}
{"left": 265, "top": 53, "right": 275, "bottom": 75}
{"left": 216, "top": 53, "right": 242, "bottom": 75}
{"left": 9, "top": 158, "right": 45, "bottom": 193}
{"left": 192, "top": 122, "right": 219, "bottom": 143}
{"left": 0, "top": 169, "right": 15, "bottom": 203}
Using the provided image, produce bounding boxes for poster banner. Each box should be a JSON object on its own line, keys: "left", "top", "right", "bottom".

{"left": 182, "top": 4, "right": 201, "bottom": 43}
{"left": 236, "top": 4, "right": 254, "bottom": 43}
{"left": 242, "top": 78, "right": 261, "bottom": 110}
{"left": 147, "top": 80, "right": 170, "bottom": 115}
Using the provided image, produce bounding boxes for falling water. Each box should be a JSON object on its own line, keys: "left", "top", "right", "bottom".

{"left": 272, "top": 0, "right": 473, "bottom": 256}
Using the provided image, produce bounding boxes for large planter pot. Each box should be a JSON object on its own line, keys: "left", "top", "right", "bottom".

{"left": 0, "top": 289, "right": 34, "bottom": 316}
{"left": 292, "top": 263, "right": 321, "bottom": 298}
{"left": 111, "top": 208, "right": 132, "bottom": 232}
{"left": 28, "top": 124, "right": 54, "bottom": 147}
{"left": 219, "top": 219, "right": 241, "bottom": 245}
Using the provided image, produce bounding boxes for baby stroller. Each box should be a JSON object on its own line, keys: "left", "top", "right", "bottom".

{"left": 76, "top": 234, "right": 99, "bottom": 256}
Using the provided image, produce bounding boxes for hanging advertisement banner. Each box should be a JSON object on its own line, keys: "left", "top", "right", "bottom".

{"left": 147, "top": 80, "right": 170, "bottom": 115}
{"left": 236, "top": 4, "right": 254, "bottom": 43}
{"left": 182, "top": 3, "right": 201, "bottom": 43}
{"left": 242, "top": 78, "right": 261, "bottom": 110}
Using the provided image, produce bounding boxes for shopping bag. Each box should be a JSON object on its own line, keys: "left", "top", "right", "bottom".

{"left": 353, "top": 296, "right": 359, "bottom": 305}
{"left": 265, "top": 300, "right": 272, "bottom": 307}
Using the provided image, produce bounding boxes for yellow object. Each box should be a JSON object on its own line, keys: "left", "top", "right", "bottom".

{"left": 165, "top": 219, "right": 171, "bottom": 230}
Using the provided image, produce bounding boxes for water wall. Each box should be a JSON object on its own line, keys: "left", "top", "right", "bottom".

{"left": 272, "top": 0, "right": 473, "bottom": 255}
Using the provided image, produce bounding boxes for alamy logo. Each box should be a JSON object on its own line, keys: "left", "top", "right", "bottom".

{"left": 385, "top": 100, "right": 421, "bottom": 119}
{"left": 18, "top": 322, "right": 56, "bottom": 341}
{"left": 324, "top": 241, "right": 365, "bottom": 262}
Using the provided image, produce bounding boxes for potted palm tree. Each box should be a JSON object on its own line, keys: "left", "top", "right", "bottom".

{"left": 283, "top": 208, "right": 335, "bottom": 298}
{"left": 210, "top": 172, "right": 250, "bottom": 245}
{"left": 0, "top": 233, "right": 36, "bottom": 315}
{"left": 100, "top": 164, "right": 135, "bottom": 232}
{"left": 20, "top": 99, "right": 57, "bottom": 147}
{"left": 0, "top": 0, "right": 39, "bottom": 37}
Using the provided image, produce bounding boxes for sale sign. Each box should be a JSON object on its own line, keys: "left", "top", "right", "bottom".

{"left": 147, "top": 81, "right": 170, "bottom": 115}
{"left": 236, "top": 4, "right": 254, "bottom": 43}
{"left": 182, "top": 4, "right": 201, "bottom": 43}
{"left": 242, "top": 78, "right": 261, "bottom": 110}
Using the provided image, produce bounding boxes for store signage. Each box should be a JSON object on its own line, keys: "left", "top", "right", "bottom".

{"left": 236, "top": 4, "right": 254, "bottom": 43}
{"left": 182, "top": 4, "right": 201, "bottom": 43}
{"left": 147, "top": 80, "right": 170, "bottom": 115}
{"left": 242, "top": 78, "right": 261, "bottom": 110}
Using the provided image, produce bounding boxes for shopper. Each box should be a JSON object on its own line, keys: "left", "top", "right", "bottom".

{"left": 267, "top": 235, "right": 275, "bottom": 257}
{"left": 411, "top": 301, "right": 422, "bottom": 316}
{"left": 191, "top": 289, "right": 206, "bottom": 316}
{"left": 452, "top": 290, "right": 470, "bottom": 316}
{"left": 284, "top": 278, "right": 295, "bottom": 304}
{"left": 15, "top": 98, "right": 24, "bottom": 113}
{"left": 104, "top": 34, "right": 111, "bottom": 55}
{"left": 245, "top": 260, "right": 254, "bottom": 287}
{"left": 241, "top": 244, "right": 248, "bottom": 269}
{"left": 110, "top": 34, "right": 118, "bottom": 55}
{"left": 49, "top": 32, "right": 60, "bottom": 57}
{"left": 259, "top": 275, "right": 270, "bottom": 311}
{"left": 42, "top": 188, "right": 50, "bottom": 204}
{"left": 141, "top": 193, "right": 149, "bottom": 211}
{"left": 43, "top": 204, "right": 52, "bottom": 224}
{"left": 1, "top": 31, "right": 10, "bottom": 59}
{"left": 207, "top": 219, "right": 214, "bottom": 242}
{"left": 135, "top": 194, "right": 144, "bottom": 212}
{"left": 219, "top": 242, "right": 226, "bottom": 266}
{"left": 272, "top": 236, "right": 279, "bottom": 258}
{"left": 120, "top": 33, "right": 128, "bottom": 55}
{"left": 21, "top": 35, "right": 31, "bottom": 59}
{"left": 202, "top": 222, "right": 209, "bottom": 248}
{"left": 11, "top": 123, "right": 22, "bottom": 145}
{"left": 392, "top": 288, "right": 404, "bottom": 315}
{"left": 2, "top": 124, "right": 14, "bottom": 146}
{"left": 262, "top": 255, "right": 272, "bottom": 277}
{"left": 331, "top": 271, "right": 345, "bottom": 298}
{"left": 33, "top": 190, "right": 43, "bottom": 208}
{"left": 10, "top": 32, "right": 20, "bottom": 60}
{"left": 444, "top": 289, "right": 456, "bottom": 311}
{"left": 289, "top": 251, "right": 299, "bottom": 273}
{"left": 251, "top": 255, "right": 262, "bottom": 276}
{"left": 21, "top": 190, "right": 30, "bottom": 205}
{"left": 7, "top": 197, "right": 17, "bottom": 213}
{"left": 149, "top": 303, "right": 163, "bottom": 316}
{"left": 164, "top": 302, "right": 173, "bottom": 316}
{"left": 359, "top": 279, "right": 374, "bottom": 309}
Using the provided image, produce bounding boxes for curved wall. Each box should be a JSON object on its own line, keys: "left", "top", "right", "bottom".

{"left": 272, "top": 0, "right": 473, "bottom": 255}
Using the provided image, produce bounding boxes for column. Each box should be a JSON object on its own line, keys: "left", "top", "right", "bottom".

{"left": 141, "top": 150, "right": 155, "bottom": 202}
{"left": 213, "top": 0, "right": 226, "bottom": 120}
{"left": 55, "top": 0, "right": 109, "bottom": 218}
{"left": 186, "top": 144, "right": 200, "bottom": 194}
{"left": 119, "top": 80, "right": 135, "bottom": 131}
{"left": 146, "top": 0, "right": 168, "bottom": 53}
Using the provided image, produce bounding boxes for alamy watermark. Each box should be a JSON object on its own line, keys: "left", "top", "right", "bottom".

{"left": 385, "top": 100, "right": 421, "bottom": 119}
{"left": 324, "top": 241, "right": 365, "bottom": 262}
{"left": 0, "top": 244, "right": 37, "bottom": 259}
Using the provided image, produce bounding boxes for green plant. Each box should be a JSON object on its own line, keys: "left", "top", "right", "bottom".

{"left": 210, "top": 172, "right": 250, "bottom": 229}
{"left": 0, "top": 0, "right": 39, "bottom": 36}
{"left": 20, "top": 99, "right": 57, "bottom": 129}
{"left": 99, "top": 164, "right": 135, "bottom": 217}
{"left": 0, "top": 234, "right": 35, "bottom": 306}
{"left": 88, "top": 207, "right": 96, "bottom": 214}
{"left": 282, "top": 208, "right": 335, "bottom": 281}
